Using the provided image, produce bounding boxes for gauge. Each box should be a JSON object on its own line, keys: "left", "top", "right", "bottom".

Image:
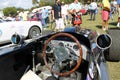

{"left": 59, "top": 42, "right": 64, "bottom": 47}
{"left": 73, "top": 45, "right": 79, "bottom": 51}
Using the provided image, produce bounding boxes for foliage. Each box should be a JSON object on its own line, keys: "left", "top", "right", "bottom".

{"left": 32, "top": 0, "right": 38, "bottom": 5}
{"left": 3, "top": 7, "right": 17, "bottom": 16}
{"left": 38, "top": 0, "right": 54, "bottom": 7}
{"left": 16, "top": 7, "right": 25, "bottom": 12}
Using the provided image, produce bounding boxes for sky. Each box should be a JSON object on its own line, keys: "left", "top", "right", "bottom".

{"left": 0, "top": 0, "right": 33, "bottom": 9}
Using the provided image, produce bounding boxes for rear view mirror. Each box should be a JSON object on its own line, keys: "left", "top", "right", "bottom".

{"left": 96, "top": 34, "right": 112, "bottom": 50}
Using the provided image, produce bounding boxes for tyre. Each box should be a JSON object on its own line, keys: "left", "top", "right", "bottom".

{"left": 105, "top": 29, "right": 120, "bottom": 61}
{"left": 28, "top": 26, "right": 41, "bottom": 38}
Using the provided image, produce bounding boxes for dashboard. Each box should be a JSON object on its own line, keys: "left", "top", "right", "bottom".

{"left": 46, "top": 40, "right": 88, "bottom": 60}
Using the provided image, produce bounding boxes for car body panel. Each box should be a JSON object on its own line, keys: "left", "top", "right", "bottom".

{"left": 0, "top": 21, "right": 42, "bottom": 44}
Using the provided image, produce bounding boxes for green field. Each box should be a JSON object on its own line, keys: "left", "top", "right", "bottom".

{"left": 81, "top": 10, "right": 120, "bottom": 80}
{"left": 81, "top": 11, "right": 118, "bottom": 33}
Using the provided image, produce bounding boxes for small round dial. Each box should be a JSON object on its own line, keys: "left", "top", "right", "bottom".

{"left": 59, "top": 42, "right": 64, "bottom": 47}
{"left": 73, "top": 45, "right": 79, "bottom": 51}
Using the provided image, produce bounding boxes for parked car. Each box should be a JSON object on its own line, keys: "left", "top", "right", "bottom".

{"left": 0, "top": 27, "right": 119, "bottom": 80}
{"left": 0, "top": 21, "right": 42, "bottom": 45}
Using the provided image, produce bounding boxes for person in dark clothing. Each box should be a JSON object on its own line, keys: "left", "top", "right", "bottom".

{"left": 52, "top": 0, "right": 65, "bottom": 31}
{"left": 36, "top": 9, "right": 42, "bottom": 21}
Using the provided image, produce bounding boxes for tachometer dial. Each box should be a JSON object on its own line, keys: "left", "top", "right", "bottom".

{"left": 73, "top": 45, "right": 78, "bottom": 51}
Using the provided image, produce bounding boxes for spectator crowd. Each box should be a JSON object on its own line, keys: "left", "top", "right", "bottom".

{"left": 0, "top": 0, "right": 120, "bottom": 31}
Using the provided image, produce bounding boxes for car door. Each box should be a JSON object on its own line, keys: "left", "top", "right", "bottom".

{"left": 0, "top": 21, "right": 21, "bottom": 44}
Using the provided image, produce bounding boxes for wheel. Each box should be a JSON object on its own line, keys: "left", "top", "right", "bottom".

{"left": 28, "top": 26, "right": 41, "bottom": 38}
{"left": 42, "top": 32, "right": 83, "bottom": 76}
{"left": 106, "top": 29, "right": 120, "bottom": 61}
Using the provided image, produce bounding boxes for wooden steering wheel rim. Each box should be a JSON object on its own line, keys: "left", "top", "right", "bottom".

{"left": 43, "top": 32, "right": 83, "bottom": 76}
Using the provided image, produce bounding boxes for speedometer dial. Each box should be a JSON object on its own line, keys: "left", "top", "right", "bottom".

{"left": 59, "top": 42, "right": 64, "bottom": 47}
{"left": 73, "top": 45, "right": 79, "bottom": 51}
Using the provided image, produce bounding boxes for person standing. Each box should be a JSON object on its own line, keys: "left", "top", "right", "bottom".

{"left": 117, "top": 4, "right": 120, "bottom": 27}
{"left": 68, "top": 0, "right": 82, "bottom": 27}
{"left": 112, "top": 0, "right": 117, "bottom": 13}
{"left": 101, "top": 0, "right": 110, "bottom": 31}
{"left": 45, "top": 8, "right": 49, "bottom": 25}
{"left": 61, "top": 1, "right": 69, "bottom": 26}
{"left": 21, "top": 10, "right": 28, "bottom": 21}
{"left": 117, "top": 0, "right": 120, "bottom": 27}
{"left": 36, "top": 9, "right": 42, "bottom": 21}
{"left": 41, "top": 8, "right": 48, "bottom": 29}
{"left": 110, "top": 4, "right": 115, "bottom": 20}
{"left": 52, "top": 0, "right": 65, "bottom": 31}
{"left": 89, "top": 0, "right": 98, "bottom": 20}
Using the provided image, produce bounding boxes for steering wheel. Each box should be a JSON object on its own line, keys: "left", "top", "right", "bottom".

{"left": 43, "top": 33, "right": 82, "bottom": 76}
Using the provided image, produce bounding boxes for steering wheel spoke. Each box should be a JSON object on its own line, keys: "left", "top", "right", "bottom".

{"left": 52, "top": 62, "right": 60, "bottom": 73}
{"left": 66, "top": 46, "right": 80, "bottom": 61}
{"left": 68, "top": 53, "right": 79, "bottom": 61}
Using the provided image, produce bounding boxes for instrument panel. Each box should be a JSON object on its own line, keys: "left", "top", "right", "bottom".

{"left": 46, "top": 40, "right": 88, "bottom": 60}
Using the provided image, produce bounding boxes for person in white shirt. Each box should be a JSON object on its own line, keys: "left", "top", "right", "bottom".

{"left": 112, "top": 0, "right": 117, "bottom": 7}
{"left": 113, "top": 0, "right": 117, "bottom": 13}
{"left": 61, "top": 2, "right": 69, "bottom": 25}
{"left": 90, "top": 0, "right": 98, "bottom": 20}
{"left": 21, "top": 11, "right": 28, "bottom": 21}
{"left": 68, "top": 0, "right": 82, "bottom": 26}
{"left": 117, "top": 4, "right": 120, "bottom": 27}
{"left": 69, "top": 0, "right": 82, "bottom": 13}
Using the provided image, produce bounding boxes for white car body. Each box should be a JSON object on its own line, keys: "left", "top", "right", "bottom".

{"left": 0, "top": 21, "right": 42, "bottom": 44}
{"left": 32, "top": 6, "right": 52, "bottom": 13}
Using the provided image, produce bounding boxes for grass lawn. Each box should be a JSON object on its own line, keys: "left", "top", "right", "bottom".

{"left": 81, "top": 11, "right": 118, "bottom": 33}
{"left": 81, "top": 10, "right": 120, "bottom": 80}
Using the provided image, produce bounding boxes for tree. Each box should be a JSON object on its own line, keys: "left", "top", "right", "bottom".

{"left": 3, "top": 7, "right": 17, "bottom": 16}
{"left": 39, "top": 0, "right": 54, "bottom": 7}
{"left": 32, "top": 0, "right": 40, "bottom": 7}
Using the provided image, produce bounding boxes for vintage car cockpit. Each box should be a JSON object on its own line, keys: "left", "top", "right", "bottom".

{"left": 0, "top": 27, "right": 118, "bottom": 80}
